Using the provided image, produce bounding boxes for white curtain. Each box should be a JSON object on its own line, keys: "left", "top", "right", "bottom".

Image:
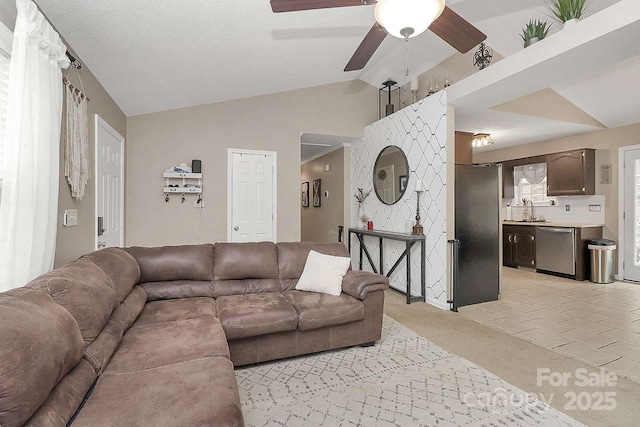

{"left": 514, "top": 162, "right": 547, "bottom": 185}
{"left": 0, "top": 0, "right": 70, "bottom": 291}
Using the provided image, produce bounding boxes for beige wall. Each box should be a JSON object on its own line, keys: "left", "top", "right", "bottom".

{"left": 54, "top": 57, "right": 127, "bottom": 267}
{"left": 126, "top": 80, "right": 377, "bottom": 246}
{"left": 301, "top": 147, "right": 347, "bottom": 242}
{"left": 0, "top": 4, "right": 127, "bottom": 268}
{"left": 474, "top": 123, "right": 640, "bottom": 241}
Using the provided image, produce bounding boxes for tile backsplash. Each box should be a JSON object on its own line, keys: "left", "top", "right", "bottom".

{"left": 504, "top": 195, "right": 605, "bottom": 224}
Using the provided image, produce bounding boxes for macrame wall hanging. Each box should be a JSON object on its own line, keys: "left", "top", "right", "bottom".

{"left": 63, "top": 68, "right": 89, "bottom": 201}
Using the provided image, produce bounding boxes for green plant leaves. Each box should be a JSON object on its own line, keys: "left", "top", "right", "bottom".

{"left": 520, "top": 19, "right": 552, "bottom": 42}
{"left": 547, "top": 0, "right": 592, "bottom": 23}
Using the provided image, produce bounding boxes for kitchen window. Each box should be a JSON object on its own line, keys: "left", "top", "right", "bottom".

{"left": 513, "top": 162, "right": 557, "bottom": 205}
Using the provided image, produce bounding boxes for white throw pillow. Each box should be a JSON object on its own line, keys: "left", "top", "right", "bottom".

{"left": 295, "top": 250, "right": 351, "bottom": 296}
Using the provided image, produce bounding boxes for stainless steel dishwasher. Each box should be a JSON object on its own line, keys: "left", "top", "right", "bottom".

{"left": 536, "top": 227, "right": 576, "bottom": 276}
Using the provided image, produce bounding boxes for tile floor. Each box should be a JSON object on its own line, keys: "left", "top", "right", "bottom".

{"left": 459, "top": 267, "right": 640, "bottom": 383}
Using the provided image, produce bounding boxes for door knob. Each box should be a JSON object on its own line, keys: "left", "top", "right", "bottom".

{"left": 233, "top": 226, "right": 239, "bottom": 231}
{"left": 97, "top": 241, "right": 106, "bottom": 248}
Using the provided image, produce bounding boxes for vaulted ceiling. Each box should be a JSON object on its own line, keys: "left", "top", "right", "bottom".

{"left": 34, "top": 0, "right": 639, "bottom": 151}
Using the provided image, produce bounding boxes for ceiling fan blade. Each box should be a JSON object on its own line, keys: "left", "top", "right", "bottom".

{"left": 270, "top": 0, "right": 374, "bottom": 13}
{"left": 344, "top": 23, "right": 387, "bottom": 72}
{"left": 429, "top": 6, "right": 486, "bottom": 53}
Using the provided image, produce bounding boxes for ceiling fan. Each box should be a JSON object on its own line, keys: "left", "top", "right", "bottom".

{"left": 270, "top": 0, "right": 487, "bottom": 72}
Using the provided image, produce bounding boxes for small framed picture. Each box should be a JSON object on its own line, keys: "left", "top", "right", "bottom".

{"left": 399, "top": 175, "right": 407, "bottom": 192}
{"left": 301, "top": 182, "right": 309, "bottom": 207}
{"left": 313, "top": 179, "right": 321, "bottom": 207}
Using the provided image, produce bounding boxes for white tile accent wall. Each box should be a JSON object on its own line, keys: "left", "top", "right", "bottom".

{"left": 350, "top": 91, "right": 448, "bottom": 307}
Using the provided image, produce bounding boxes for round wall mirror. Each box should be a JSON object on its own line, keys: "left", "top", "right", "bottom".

{"left": 373, "top": 146, "right": 409, "bottom": 205}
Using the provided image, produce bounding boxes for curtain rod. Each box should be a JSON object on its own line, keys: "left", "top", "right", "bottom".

{"left": 66, "top": 52, "right": 82, "bottom": 70}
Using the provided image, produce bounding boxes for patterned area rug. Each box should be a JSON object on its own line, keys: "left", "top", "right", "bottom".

{"left": 236, "top": 316, "right": 583, "bottom": 427}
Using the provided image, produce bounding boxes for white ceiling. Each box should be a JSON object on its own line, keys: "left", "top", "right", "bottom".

{"left": 33, "top": 0, "right": 639, "bottom": 151}
{"left": 301, "top": 133, "right": 362, "bottom": 162}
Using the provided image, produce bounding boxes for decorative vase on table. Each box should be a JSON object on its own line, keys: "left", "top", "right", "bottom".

{"left": 354, "top": 188, "right": 372, "bottom": 229}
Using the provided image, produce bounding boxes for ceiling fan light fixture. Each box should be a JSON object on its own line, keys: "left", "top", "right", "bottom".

{"left": 374, "top": 0, "right": 446, "bottom": 39}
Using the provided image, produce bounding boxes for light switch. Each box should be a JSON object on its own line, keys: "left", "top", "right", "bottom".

{"left": 63, "top": 209, "right": 78, "bottom": 227}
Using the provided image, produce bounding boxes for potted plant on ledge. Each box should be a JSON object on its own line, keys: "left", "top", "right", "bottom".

{"left": 548, "top": 0, "right": 592, "bottom": 28}
{"left": 520, "top": 19, "right": 552, "bottom": 48}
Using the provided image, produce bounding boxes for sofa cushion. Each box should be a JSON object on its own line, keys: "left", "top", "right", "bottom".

{"left": 26, "top": 258, "right": 117, "bottom": 346}
{"left": 284, "top": 290, "right": 364, "bottom": 331}
{"left": 295, "top": 250, "right": 351, "bottom": 296}
{"left": 0, "top": 288, "right": 85, "bottom": 427}
{"left": 140, "top": 279, "right": 214, "bottom": 301}
{"left": 213, "top": 278, "right": 281, "bottom": 297}
{"left": 134, "top": 297, "right": 217, "bottom": 327}
{"left": 105, "top": 317, "right": 229, "bottom": 374}
{"left": 277, "top": 242, "right": 351, "bottom": 290}
{"left": 83, "top": 248, "right": 141, "bottom": 302}
{"left": 126, "top": 244, "right": 214, "bottom": 282}
{"left": 83, "top": 286, "right": 148, "bottom": 374}
{"left": 71, "top": 357, "right": 244, "bottom": 427}
{"left": 214, "top": 242, "right": 278, "bottom": 280}
{"left": 213, "top": 242, "right": 280, "bottom": 296}
{"left": 217, "top": 292, "right": 298, "bottom": 340}
{"left": 24, "top": 359, "right": 97, "bottom": 427}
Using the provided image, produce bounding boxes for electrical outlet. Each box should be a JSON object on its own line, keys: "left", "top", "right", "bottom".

{"left": 565, "top": 205, "right": 571, "bottom": 212}
{"left": 193, "top": 200, "right": 205, "bottom": 208}
{"left": 590, "top": 204, "right": 601, "bottom": 212}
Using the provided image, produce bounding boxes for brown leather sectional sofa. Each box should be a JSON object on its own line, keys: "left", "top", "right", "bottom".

{"left": 0, "top": 242, "right": 388, "bottom": 427}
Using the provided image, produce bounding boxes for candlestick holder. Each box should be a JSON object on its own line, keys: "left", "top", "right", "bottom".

{"left": 412, "top": 180, "right": 424, "bottom": 235}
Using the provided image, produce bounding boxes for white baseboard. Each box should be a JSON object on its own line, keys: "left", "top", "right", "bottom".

{"left": 426, "top": 297, "right": 450, "bottom": 311}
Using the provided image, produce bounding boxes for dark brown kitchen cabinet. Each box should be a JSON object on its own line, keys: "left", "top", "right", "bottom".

{"left": 546, "top": 149, "right": 595, "bottom": 196}
{"left": 503, "top": 225, "right": 536, "bottom": 268}
{"left": 501, "top": 160, "right": 516, "bottom": 199}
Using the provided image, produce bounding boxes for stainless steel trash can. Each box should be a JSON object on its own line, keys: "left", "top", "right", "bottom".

{"left": 588, "top": 239, "right": 616, "bottom": 284}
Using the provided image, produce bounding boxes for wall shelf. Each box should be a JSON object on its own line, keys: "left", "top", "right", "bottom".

{"left": 163, "top": 172, "right": 202, "bottom": 179}
{"left": 163, "top": 187, "right": 202, "bottom": 193}
{"left": 163, "top": 170, "right": 203, "bottom": 199}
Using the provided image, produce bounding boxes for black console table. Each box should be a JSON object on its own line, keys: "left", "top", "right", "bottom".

{"left": 348, "top": 228, "right": 426, "bottom": 304}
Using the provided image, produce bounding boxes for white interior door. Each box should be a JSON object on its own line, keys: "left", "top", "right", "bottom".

{"left": 95, "top": 115, "right": 124, "bottom": 250}
{"left": 623, "top": 148, "right": 640, "bottom": 281}
{"left": 228, "top": 149, "right": 276, "bottom": 242}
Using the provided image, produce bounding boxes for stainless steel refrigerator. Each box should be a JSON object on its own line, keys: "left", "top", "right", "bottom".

{"left": 452, "top": 164, "right": 502, "bottom": 308}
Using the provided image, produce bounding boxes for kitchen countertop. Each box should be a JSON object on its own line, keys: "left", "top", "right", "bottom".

{"left": 503, "top": 221, "right": 604, "bottom": 228}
